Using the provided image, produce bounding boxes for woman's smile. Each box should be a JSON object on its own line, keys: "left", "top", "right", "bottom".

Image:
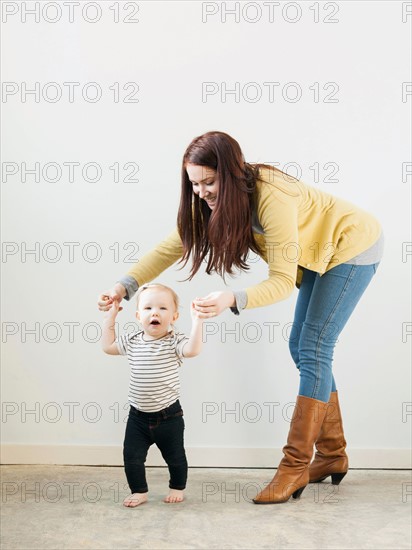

{"left": 205, "top": 196, "right": 216, "bottom": 206}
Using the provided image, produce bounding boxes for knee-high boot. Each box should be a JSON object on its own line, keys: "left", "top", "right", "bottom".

{"left": 253, "top": 395, "right": 328, "bottom": 504}
{"left": 309, "top": 391, "right": 348, "bottom": 485}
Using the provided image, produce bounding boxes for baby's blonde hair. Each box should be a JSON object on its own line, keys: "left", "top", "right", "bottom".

{"left": 135, "top": 283, "right": 180, "bottom": 311}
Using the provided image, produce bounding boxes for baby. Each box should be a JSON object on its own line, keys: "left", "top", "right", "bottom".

{"left": 101, "top": 283, "right": 204, "bottom": 507}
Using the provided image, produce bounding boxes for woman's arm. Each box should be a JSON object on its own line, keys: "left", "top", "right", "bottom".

{"left": 98, "top": 228, "right": 183, "bottom": 311}
{"left": 124, "top": 228, "right": 183, "bottom": 297}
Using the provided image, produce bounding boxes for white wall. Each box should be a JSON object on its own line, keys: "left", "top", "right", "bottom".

{"left": 1, "top": 1, "right": 411, "bottom": 467}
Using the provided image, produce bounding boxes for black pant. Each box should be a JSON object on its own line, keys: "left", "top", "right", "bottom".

{"left": 123, "top": 400, "right": 188, "bottom": 493}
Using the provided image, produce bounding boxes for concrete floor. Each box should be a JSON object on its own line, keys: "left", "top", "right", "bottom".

{"left": 1, "top": 466, "right": 411, "bottom": 550}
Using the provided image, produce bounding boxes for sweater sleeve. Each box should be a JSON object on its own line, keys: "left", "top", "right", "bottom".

{"left": 244, "top": 181, "right": 299, "bottom": 309}
{"left": 125, "top": 227, "right": 184, "bottom": 292}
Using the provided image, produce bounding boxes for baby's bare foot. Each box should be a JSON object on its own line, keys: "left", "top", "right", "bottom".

{"left": 164, "top": 489, "right": 184, "bottom": 503}
{"left": 123, "top": 492, "right": 148, "bottom": 507}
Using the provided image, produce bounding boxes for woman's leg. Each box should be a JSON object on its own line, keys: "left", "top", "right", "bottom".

{"left": 254, "top": 262, "right": 379, "bottom": 504}
{"left": 292, "top": 277, "right": 347, "bottom": 483}
{"left": 289, "top": 268, "right": 336, "bottom": 394}
{"left": 297, "top": 263, "right": 379, "bottom": 403}
{"left": 309, "top": 390, "right": 348, "bottom": 484}
{"left": 302, "top": 262, "right": 380, "bottom": 483}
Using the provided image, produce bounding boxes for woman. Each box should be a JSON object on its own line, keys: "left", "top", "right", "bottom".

{"left": 98, "top": 131, "right": 383, "bottom": 504}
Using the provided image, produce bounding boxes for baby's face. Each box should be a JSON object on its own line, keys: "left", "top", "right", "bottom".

{"left": 136, "top": 289, "right": 178, "bottom": 338}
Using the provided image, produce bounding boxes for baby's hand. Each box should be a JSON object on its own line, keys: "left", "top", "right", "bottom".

{"left": 104, "top": 299, "right": 122, "bottom": 319}
{"left": 190, "top": 298, "right": 204, "bottom": 321}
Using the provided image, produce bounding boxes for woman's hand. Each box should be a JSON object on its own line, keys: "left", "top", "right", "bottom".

{"left": 193, "top": 291, "right": 235, "bottom": 318}
{"left": 97, "top": 283, "right": 126, "bottom": 312}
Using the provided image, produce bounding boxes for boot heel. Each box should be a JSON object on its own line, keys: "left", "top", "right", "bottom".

{"left": 292, "top": 486, "right": 306, "bottom": 499}
{"left": 331, "top": 472, "right": 347, "bottom": 485}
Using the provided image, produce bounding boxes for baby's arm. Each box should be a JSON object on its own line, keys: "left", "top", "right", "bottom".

{"left": 182, "top": 300, "right": 204, "bottom": 358}
{"left": 101, "top": 300, "right": 121, "bottom": 355}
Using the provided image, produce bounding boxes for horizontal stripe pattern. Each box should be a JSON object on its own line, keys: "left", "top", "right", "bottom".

{"left": 117, "top": 330, "right": 189, "bottom": 412}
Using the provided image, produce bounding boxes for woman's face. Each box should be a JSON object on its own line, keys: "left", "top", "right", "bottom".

{"left": 186, "top": 163, "right": 219, "bottom": 210}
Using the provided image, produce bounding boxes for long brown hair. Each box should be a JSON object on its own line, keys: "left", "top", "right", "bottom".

{"left": 177, "top": 131, "right": 269, "bottom": 280}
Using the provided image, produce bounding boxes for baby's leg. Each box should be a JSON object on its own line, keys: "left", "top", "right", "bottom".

{"left": 155, "top": 416, "right": 188, "bottom": 503}
{"left": 123, "top": 407, "right": 152, "bottom": 507}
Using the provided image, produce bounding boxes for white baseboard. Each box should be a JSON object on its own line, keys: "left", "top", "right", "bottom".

{"left": 1, "top": 445, "right": 411, "bottom": 469}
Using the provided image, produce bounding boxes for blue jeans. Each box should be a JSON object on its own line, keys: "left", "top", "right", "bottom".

{"left": 289, "top": 262, "right": 380, "bottom": 403}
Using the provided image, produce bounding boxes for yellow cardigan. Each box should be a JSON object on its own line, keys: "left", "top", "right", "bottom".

{"left": 126, "top": 168, "right": 381, "bottom": 309}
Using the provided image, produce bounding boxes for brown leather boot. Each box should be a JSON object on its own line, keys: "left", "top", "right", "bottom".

{"left": 309, "top": 391, "right": 348, "bottom": 485}
{"left": 253, "top": 395, "right": 328, "bottom": 504}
